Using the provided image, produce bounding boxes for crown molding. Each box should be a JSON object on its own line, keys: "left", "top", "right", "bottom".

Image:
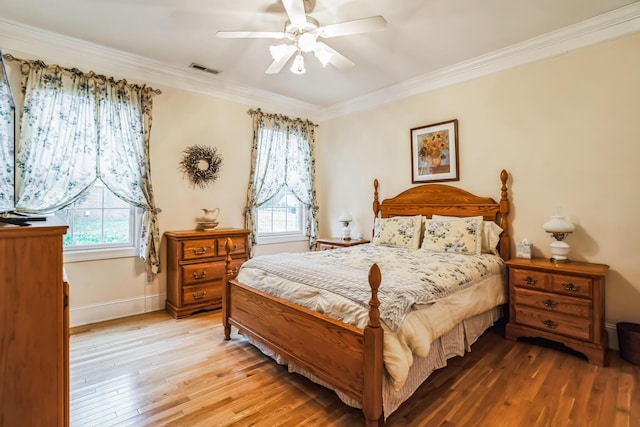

{"left": 0, "top": 18, "right": 324, "bottom": 121}
{"left": 320, "top": 2, "right": 640, "bottom": 120}
{"left": 1, "top": 2, "right": 639, "bottom": 123}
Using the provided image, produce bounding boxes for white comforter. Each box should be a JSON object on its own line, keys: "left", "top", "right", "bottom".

{"left": 237, "top": 244, "right": 507, "bottom": 390}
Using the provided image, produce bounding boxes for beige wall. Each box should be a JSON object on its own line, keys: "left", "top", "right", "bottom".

{"left": 318, "top": 32, "right": 640, "bottom": 327}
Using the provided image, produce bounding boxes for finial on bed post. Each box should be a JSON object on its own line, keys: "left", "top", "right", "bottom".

{"left": 499, "top": 169, "right": 510, "bottom": 259}
{"left": 363, "top": 263, "right": 383, "bottom": 426}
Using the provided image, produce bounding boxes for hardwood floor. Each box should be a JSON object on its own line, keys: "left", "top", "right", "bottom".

{"left": 70, "top": 310, "right": 640, "bottom": 427}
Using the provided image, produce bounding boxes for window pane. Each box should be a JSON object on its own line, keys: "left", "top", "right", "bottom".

{"left": 72, "top": 208, "right": 103, "bottom": 245}
{"left": 103, "top": 208, "right": 131, "bottom": 243}
{"left": 103, "top": 189, "right": 129, "bottom": 208}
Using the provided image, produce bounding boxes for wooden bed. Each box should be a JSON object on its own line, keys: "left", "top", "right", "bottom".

{"left": 222, "top": 169, "right": 510, "bottom": 426}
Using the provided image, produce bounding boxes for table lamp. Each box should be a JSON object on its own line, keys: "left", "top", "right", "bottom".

{"left": 338, "top": 209, "right": 353, "bottom": 240}
{"left": 543, "top": 213, "right": 575, "bottom": 263}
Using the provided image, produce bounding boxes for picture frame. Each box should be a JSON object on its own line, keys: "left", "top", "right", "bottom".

{"left": 410, "top": 119, "right": 459, "bottom": 183}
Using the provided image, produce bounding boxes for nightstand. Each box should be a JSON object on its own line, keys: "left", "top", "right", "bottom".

{"left": 505, "top": 258, "right": 609, "bottom": 366}
{"left": 317, "top": 237, "right": 370, "bottom": 250}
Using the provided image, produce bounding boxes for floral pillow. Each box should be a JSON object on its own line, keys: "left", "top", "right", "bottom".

{"left": 431, "top": 215, "right": 503, "bottom": 254}
{"left": 372, "top": 215, "right": 423, "bottom": 249}
{"left": 421, "top": 217, "right": 482, "bottom": 255}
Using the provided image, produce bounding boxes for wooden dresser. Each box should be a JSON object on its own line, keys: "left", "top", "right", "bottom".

{"left": 165, "top": 228, "right": 250, "bottom": 319}
{"left": 0, "top": 218, "right": 69, "bottom": 426}
{"left": 505, "top": 257, "right": 609, "bottom": 365}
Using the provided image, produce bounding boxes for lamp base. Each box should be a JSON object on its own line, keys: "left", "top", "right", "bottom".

{"left": 549, "top": 240, "right": 570, "bottom": 263}
{"left": 341, "top": 226, "right": 351, "bottom": 240}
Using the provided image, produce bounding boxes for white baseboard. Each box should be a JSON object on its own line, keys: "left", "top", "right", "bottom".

{"left": 70, "top": 293, "right": 166, "bottom": 327}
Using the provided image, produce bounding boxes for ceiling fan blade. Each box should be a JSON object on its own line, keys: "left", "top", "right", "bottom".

{"left": 282, "top": 0, "right": 307, "bottom": 27}
{"left": 314, "top": 42, "right": 354, "bottom": 70}
{"left": 265, "top": 45, "right": 297, "bottom": 74}
{"left": 216, "top": 31, "right": 290, "bottom": 39}
{"left": 317, "top": 15, "right": 387, "bottom": 38}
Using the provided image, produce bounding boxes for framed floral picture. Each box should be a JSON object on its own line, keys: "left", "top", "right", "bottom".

{"left": 410, "top": 119, "right": 459, "bottom": 183}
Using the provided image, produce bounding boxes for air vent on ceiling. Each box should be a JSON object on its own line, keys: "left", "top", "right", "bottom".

{"left": 189, "top": 63, "right": 221, "bottom": 75}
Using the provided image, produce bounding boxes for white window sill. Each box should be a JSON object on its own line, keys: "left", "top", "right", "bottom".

{"left": 63, "top": 246, "right": 138, "bottom": 263}
{"left": 256, "top": 234, "right": 308, "bottom": 245}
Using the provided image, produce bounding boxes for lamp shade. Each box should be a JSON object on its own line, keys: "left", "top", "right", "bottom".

{"left": 543, "top": 215, "right": 575, "bottom": 233}
{"left": 338, "top": 209, "right": 353, "bottom": 223}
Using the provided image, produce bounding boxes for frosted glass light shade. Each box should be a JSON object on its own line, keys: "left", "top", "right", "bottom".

{"left": 543, "top": 216, "right": 575, "bottom": 233}
{"left": 338, "top": 209, "right": 353, "bottom": 223}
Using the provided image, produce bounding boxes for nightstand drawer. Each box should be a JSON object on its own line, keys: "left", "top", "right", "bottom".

{"left": 182, "top": 239, "right": 217, "bottom": 261}
{"left": 512, "top": 287, "right": 592, "bottom": 318}
{"left": 513, "top": 306, "right": 592, "bottom": 341}
{"left": 548, "top": 274, "right": 592, "bottom": 298}
{"left": 182, "top": 282, "right": 221, "bottom": 305}
{"left": 511, "top": 269, "right": 548, "bottom": 289}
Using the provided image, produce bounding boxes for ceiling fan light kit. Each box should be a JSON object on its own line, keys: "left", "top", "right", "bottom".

{"left": 217, "top": 0, "right": 386, "bottom": 75}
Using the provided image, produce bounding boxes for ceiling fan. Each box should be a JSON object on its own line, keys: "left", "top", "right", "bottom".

{"left": 216, "top": 0, "right": 387, "bottom": 75}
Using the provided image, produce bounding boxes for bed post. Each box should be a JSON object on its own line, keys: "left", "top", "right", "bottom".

{"left": 372, "top": 179, "right": 380, "bottom": 238}
{"left": 498, "top": 169, "right": 510, "bottom": 259}
{"left": 363, "top": 263, "right": 383, "bottom": 426}
{"left": 222, "top": 237, "right": 235, "bottom": 340}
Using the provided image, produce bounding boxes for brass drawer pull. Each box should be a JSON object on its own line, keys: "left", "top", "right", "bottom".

{"left": 542, "top": 299, "right": 558, "bottom": 308}
{"left": 523, "top": 276, "right": 538, "bottom": 285}
{"left": 192, "top": 291, "right": 207, "bottom": 300}
{"left": 192, "top": 271, "right": 207, "bottom": 280}
{"left": 542, "top": 319, "right": 558, "bottom": 329}
{"left": 192, "top": 247, "right": 209, "bottom": 255}
{"left": 563, "top": 282, "right": 579, "bottom": 292}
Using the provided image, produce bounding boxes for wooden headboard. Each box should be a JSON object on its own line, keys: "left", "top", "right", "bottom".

{"left": 372, "top": 169, "right": 510, "bottom": 260}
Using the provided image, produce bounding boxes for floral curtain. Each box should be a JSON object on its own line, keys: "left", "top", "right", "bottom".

{"left": 246, "top": 108, "right": 319, "bottom": 251}
{"left": 0, "top": 50, "right": 15, "bottom": 212}
{"left": 14, "top": 59, "right": 161, "bottom": 273}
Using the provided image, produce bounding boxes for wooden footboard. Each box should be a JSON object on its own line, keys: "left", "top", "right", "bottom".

{"left": 222, "top": 239, "right": 384, "bottom": 426}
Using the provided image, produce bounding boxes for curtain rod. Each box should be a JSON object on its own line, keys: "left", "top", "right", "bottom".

{"left": 2, "top": 53, "right": 162, "bottom": 95}
{"left": 247, "top": 108, "right": 317, "bottom": 127}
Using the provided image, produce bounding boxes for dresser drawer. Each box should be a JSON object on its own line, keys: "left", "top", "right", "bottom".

{"left": 182, "top": 262, "right": 226, "bottom": 286}
{"left": 511, "top": 269, "right": 548, "bottom": 290}
{"left": 513, "top": 306, "right": 592, "bottom": 341}
{"left": 548, "top": 274, "right": 592, "bottom": 298}
{"left": 182, "top": 282, "right": 221, "bottom": 305}
{"left": 182, "top": 239, "right": 217, "bottom": 261}
{"left": 512, "top": 287, "right": 591, "bottom": 318}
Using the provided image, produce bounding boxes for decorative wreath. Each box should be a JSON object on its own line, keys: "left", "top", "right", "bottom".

{"left": 178, "top": 145, "right": 223, "bottom": 189}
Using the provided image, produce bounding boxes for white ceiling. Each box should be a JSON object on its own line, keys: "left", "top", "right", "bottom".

{"left": 0, "top": 0, "right": 639, "bottom": 115}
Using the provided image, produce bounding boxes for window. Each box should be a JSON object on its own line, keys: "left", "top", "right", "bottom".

{"left": 55, "top": 181, "right": 140, "bottom": 261}
{"left": 257, "top": 187, "right": 306, "bottom": 238}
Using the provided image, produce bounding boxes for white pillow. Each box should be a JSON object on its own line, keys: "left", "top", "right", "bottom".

{"left": 372, "top": 215, "right": 423, "bottom": 249}
{"left": 432, "top": 214, "right": 503, "bottom": 254}
{"left": 422, "top": 217, "right": 483, "bottom": 255}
